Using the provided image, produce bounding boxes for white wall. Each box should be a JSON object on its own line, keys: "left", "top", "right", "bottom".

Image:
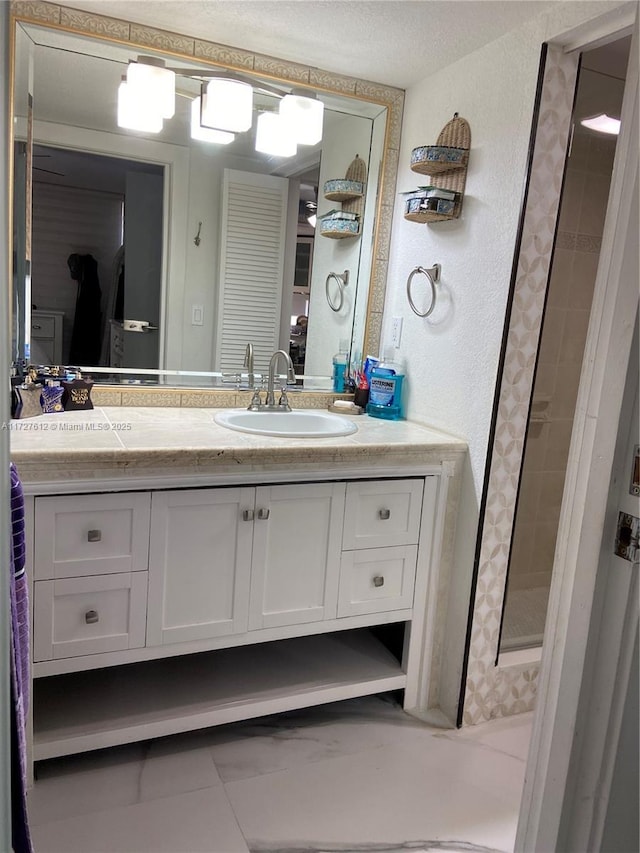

{"left": 382, "top": 0, "right": 631, "bottom": 719}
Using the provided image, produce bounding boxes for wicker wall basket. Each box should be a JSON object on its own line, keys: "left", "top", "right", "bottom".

{"left": 407, "top": 114, "right": 471, "bottom": 221}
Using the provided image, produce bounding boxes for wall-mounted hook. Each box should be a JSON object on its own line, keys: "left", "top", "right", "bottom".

{"left": 194, "top": 221, "right": 202, "bottom": 247}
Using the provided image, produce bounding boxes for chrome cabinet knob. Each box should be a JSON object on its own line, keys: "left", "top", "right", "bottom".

{"left": 257, "top": 508, "right": 270, "bottom": 520}
{"left": 373, "top": 575, "right": 385, "bottom": 588}
{"left": 87, "top": 529, "right": 102, "bottom": 542}
{"left": 242, "top": 509, "right": 254, "bottom": 521}
{"left": 85, "top": 609, "right": 99, "bottom": 624}
{"left": 379, "top": 508, "right": 391, "bottom": 520}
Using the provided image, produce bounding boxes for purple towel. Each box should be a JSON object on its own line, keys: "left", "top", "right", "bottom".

{"left": 9, "top": 462, "right": 33, "bottom": 852}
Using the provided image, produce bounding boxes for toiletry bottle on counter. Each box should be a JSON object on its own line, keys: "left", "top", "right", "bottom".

{"left": 366, "top": 349, "right": 405, "bottom": 420}
{"left": 332, "top": 339, "right": 349, "bottom": 393}
{"left": 41, "top": 380, "right": 64, "bottom": 413}
{"left": 62, "top": 372, "right": 94, "bottom": 411}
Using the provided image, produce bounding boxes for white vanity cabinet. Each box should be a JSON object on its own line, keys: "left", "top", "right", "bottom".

{"left": 27, "top": 472, "right": 447, "bottom": 767}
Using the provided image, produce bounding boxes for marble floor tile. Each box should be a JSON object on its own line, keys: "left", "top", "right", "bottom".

{"left": 225, "top": 736, "right": 525, "bottom": 852}
{"left": 443, "top": 712, "right": 534, "bottom": 762}
{"left": 28, "top": 731, "right": 222, "bottom": 827}
{"left": 30, "top": 787, "right": 250, "bottom": 853}
{"left": 206, "top": 695, "right": 430, "bottom": 782}
{"left": 27, "top": 697, "right": 532, "bottom": 853}
{"left": 27, "top": 743, "right": 147, "bottom": 827}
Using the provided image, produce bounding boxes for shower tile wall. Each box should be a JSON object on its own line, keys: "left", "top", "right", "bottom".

{"left": 502, "top": 123, "right": 617, "bottom": 646}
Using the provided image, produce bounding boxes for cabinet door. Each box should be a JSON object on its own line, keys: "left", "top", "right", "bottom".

{"left": 147, "top": 488, "right": 254, "bottom": 646}
{"left": 249, "top": 483, "right": 345, "bottom": 630}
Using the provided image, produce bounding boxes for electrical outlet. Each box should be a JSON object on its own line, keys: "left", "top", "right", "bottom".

{"left": 191, "top": 305, "right": 204, "bottom": 326}
{"left": 391, "top": 317, "right": 403, "bottom": 348}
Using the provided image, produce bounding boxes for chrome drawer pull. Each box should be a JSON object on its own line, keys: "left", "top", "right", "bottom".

{"left": 379, "top": 508, "right": 391, "bottom": 520}
{"left": 242, "top": 509, "right": 254, "bottom": 521}
{"left": 373, "top": 575, "right": 385, "bottom": 588}
{"left": 257, "top": 508, "right": 270, "bottom": 520}
{"left": 85, "top": 609, "right": 99, "bottom": 624}
{"left": 87, "top": 529, "right": 102, "bottom": 542}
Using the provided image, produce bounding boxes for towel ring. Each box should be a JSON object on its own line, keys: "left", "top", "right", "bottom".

{"left": 325, "top": 270, "right": 349, "bottom": 312}
{"left": 406, "top": 264, "right": 441, "bottom": 317}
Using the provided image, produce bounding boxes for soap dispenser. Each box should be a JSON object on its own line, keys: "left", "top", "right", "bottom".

{"left": 366, "top": 348, "right": 405, "bottom": 420}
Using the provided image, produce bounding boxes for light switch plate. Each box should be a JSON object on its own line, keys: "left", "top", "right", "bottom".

{"left": 191, "top": 305, "right": 204, "bottom": 326}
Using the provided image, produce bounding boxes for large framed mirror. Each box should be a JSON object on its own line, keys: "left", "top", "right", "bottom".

{"left": 9, "top": 1, "right": 402, "bottom": 390}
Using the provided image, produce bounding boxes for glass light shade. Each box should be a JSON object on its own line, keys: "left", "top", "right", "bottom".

{"left": 580, "top": 113, "right": 621, "bottom": 135}
{"left": 117, "top": 80, "right": 163, "bottom": 133}
{"left": 255, "top": 112, "right": 297, "bottom": 157}
{"left": 201, "top": 79, "right": 253, "bottom": 132}
{"left": 190, "top": 97, "right": 235, "bottom": 144}
{"left": 127, "top": 60, "right": 175, "bottom": 119}
{"left": 279, "top": 93, "right": 324, "bottom": 145}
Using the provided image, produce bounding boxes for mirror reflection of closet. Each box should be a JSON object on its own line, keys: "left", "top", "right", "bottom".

{"left": 499, "top": 35, "right": 631, "bottom": 652}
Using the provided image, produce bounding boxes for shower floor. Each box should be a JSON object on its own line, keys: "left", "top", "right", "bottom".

{"left": 501, "top": 585, "right": 550, "bottom": 650}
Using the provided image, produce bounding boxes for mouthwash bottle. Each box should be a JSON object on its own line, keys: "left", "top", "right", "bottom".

{"left": 332, "top": 339, "right": 349, "bottom": 393}
{"left": 366, "top": 349, "right": 405, "bottom": 420}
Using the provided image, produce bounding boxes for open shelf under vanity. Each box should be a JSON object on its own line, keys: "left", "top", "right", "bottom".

{"left": 33, "top": 628, "right": 407, "bottom": 762}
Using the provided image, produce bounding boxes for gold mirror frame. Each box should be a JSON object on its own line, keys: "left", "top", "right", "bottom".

{"left": 9, "top": 0, "right": 404, "bottom": 395}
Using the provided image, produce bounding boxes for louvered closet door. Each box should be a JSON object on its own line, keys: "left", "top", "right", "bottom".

{"left": 216, "top": 169, "right": 289, "bottom": 373}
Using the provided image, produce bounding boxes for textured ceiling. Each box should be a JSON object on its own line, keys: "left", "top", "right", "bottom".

{"left": 55, "top": 0, "right": 558, "bottom": 88}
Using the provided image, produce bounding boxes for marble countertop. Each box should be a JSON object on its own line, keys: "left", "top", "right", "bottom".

{"left": 9, "top": 407, "right": 467, "bottom": 485}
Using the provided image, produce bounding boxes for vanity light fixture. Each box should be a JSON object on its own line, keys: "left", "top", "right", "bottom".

{"left": 125, "top": 57, "right": 175, "bottom": 118}
{"left": 255, "top": 111, "right": 297, "bottom": 157}
{"left": 117, "top": 77, "right": 163, "bottom": 133}
{"left": 201, "top": 78, "right": 253, "bottom": 133}
{"left": 190, "top": 97, "right": 235, "bottom": 144}
{"left": 279, "top": 91, "right": 324, "bottom": 145}
{"left": 580, "top": 113, "right": 621, "bottom": 135}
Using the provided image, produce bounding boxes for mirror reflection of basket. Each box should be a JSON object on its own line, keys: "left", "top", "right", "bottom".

{"left": 320, "top": 154, "right": 367, "bottom": 239}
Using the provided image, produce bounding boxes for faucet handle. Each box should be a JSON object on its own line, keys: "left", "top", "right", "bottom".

{"left": 278, "top": 387, "right": 292, "bottom": 412}
{"left": 247, "top": 388, "right": 263, "bottom": 411}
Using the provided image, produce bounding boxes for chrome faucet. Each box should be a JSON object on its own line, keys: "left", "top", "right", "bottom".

{"left": 265, "top": 349, "right": 296, "bottom": 411}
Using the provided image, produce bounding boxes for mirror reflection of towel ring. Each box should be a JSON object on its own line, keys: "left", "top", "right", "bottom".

{"left": 325, "top": 270, "right": 350, "bottom": 312}
{"left": 406, "top": 264, "right": 441, "bottom": 317}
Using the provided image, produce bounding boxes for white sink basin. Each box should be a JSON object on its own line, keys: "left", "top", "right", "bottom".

{"left": 214, "top": 408, "right": 358, "bottom": 438}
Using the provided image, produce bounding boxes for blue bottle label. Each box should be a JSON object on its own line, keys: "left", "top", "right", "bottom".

{"left": 369, "top": 371, "right": 398, "bottom": 406}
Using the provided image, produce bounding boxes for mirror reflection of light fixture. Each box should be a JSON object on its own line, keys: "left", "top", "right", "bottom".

{"left": 201, "top": 78, "right": 253, "bottom": 133}
{"left": 126, "top": 57, "right": 175, "bottom": 119}
{"left": 117, "top": 77, "right": 163, "bottom": 133}
{"left": 190, "top": 97, "right": 235, "bottom": 144}
{"left": 255, "top": 111, "right": 297, "bottom": 157}
{"left": 580, "top": 113, "right": 621, "bottom": 135}
{"left": 279, "top": 91, "right": 324, "bottom": 145}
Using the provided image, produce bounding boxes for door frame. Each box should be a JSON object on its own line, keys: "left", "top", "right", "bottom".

{"left": 516, "top": 14, "right": 638, "bottom": 849}
{"left": 459, "top": 5, "right": 638, "bottom": 726}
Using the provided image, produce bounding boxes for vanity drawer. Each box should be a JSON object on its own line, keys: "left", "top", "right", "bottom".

{"left": 33, "top": 572, "right": 148, "bottom": 661}
{"left": 338, "top": 545, "right": 417, "bottom": 617}
{"left": 34, "top": 493, "right": 151, "bottom": 580}
{"left": 31, "top": 315, "right": 56, "bottom": 338}
{"left": 342, "top": 480, "right": 424, "bottom": 550}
